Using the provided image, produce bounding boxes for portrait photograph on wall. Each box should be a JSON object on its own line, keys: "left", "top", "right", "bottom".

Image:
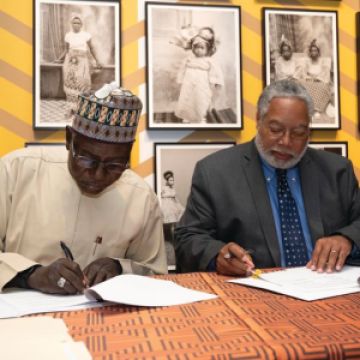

{"left": 146, "top": 3, "right": 242, "bottom": 129}
{"left": 154, "top": 142, "right": 235, "bottom": 226}
{"left": 263, "top": 8, "right": 340, "bottom": 129}
{"left": 33, "top": 0, "right": 120, "bottom": 129}
{"left": 309, "top": 141, "right": 348, "bottom": 158}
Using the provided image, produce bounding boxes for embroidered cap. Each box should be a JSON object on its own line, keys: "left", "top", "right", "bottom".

{"left": 72, "top": 82, "right": 143, "bottom": 143}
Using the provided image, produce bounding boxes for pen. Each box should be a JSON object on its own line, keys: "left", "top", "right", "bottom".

{"left": 224, "top": 248, "right": 254, "bottom": 260}
{"left": 60, "top": 241, "right": 74, "bottom": 261}
{"left": 60, "top": 241, "right": 89, "bottom": 288}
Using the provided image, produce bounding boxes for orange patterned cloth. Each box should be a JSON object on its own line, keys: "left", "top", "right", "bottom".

{"left": 50, "top": 272, "right": 360, "bottom": 359}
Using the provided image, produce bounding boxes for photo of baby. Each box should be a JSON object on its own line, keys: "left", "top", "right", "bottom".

{"left": 146, "top": 3, "right": 242, "bottom": 129}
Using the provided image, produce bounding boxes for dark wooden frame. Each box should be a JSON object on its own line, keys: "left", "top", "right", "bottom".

{"left": 154, "top": 142, "right": 235, "bottom": 203}
{"left": 263, "top": 8, "right": 340, "bottom": 130}
{"left": 33, "top": 0, "right": 121, "bottom": 130}
{"left": 309, "top": 141, "right": 348, "bottom": 158}
{"left": 145, "top": 2, "right": 242, "bottom": 130}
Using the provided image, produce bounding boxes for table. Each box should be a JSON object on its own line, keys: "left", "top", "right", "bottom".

{"left": 51, "top": 272, "right": 360, "bottom": 360}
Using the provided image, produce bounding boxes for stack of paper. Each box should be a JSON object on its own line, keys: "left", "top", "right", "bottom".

{"left": 0, "top": 274, "right": 217, "bottom": 319}
{"left": 228, "top": 265, "right": 360, "bottom": 301}
{"left": 0, "top": 317, "right": 91, "bottom": 360}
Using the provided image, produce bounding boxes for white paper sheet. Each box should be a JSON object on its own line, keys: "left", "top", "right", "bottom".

{"left": 228, "top": 265, "right": 360, "bottom": 301}
{"left": 0, "top": 317, "right": 92, "bottom": 360}
{"left": 86, "top": 274, "right": 217, "bottom": 306}
{"left": 0, "top": 274, "right": 217, "bottom": 318}
{"left": 0, "top": 289, "right": 95, "bottom": 318}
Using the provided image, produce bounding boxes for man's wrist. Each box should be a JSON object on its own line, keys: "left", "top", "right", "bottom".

{"left": 18, "top": 265, "right": 42, "bottom": 289}
{"left": 112, "top": 259, "right": 122, "bottom": 275}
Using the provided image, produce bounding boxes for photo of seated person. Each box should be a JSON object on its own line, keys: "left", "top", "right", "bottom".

{"left": 0, "top": 83, "right": 167, "bottom": 295}
{"left": 298, "top": 39, "right": 333, "bottom": 122}
{"left": 175, "top": 79, "right": 360, "bottom": 276}
{"left": 274, "top": 35, "right": 302, "bottom": 81}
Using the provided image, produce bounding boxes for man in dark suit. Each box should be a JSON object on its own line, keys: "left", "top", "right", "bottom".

{"left": 175, "top": 80, "right": 360, "bottom": 276}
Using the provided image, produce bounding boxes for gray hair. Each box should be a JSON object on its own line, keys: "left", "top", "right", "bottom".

{"left": 257, "top": 80, "right": 314, "bottom": 121}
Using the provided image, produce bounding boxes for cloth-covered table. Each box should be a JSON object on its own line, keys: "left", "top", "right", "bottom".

{"left": 49, "top": 272, "right": 360, "bottom": 359}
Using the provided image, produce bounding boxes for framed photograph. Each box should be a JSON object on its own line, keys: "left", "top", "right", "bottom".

{"left": 25, "top": 142, "right": 66, "bottom": 147}
{"left": 33, "top": 0, "right": 121, "bottom": 129}
{"left": 146, "top": 3, "right": 242, "bottom": 129}
{"left": 357, "top": 13, "right": 360, "bottom": 131}
{"left": 263, "top": 8, "right": 340, "bottom": 130}
{"left": 154, "top": 142, "right": 235, "bottom": 224}
{"left": 309, "top": 141, "right": 348, "bottom": 158}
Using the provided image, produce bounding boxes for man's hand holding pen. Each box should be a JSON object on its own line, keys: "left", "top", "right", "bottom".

{"left": 26, "top": 241, "right": 122, "bottom": 295}
{"left": 27, "top": 258, "right": 86, "bottom": 295}
{"left": 216, "top": 242, "right": 255, "bottom": 276}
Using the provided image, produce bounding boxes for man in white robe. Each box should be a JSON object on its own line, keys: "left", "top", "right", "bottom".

{"left": 0, "top": 84, "right": 167, "bottom": 294}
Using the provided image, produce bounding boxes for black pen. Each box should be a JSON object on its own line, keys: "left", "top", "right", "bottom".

{"left": 60, "top": 241, "right": 89, "bottom": 288}
{"left": 224, "top": 248, "right": 254, "bottom": 260}
{"left": 60, "top": 241, "right": 74, "bottom": 261}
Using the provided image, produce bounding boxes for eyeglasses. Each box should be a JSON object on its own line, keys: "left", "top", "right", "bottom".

{"left": 266, "top": 124, "right": 310, "bottom": 141}
{"left": 71, "top": 141, "right": 129, "bottom": 174}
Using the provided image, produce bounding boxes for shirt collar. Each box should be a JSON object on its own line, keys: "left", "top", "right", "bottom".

{"left": 259, "top": 156, "right": 300, "bottom": 183}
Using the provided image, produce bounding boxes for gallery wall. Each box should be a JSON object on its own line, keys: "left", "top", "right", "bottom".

{"left": 0, "top": 0, "right": 359, "bottom": 186}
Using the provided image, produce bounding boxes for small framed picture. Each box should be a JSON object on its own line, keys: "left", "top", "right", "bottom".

{"left": 154, "top": 142, "right": 235, "bottom": 224}
{"left": 25, "top": 142, "right": 66, "bottom": 148}
{"left": 263, "top": 8, "right": 340, "bottom": 130}
{"left": 309, "top": 142, "right": 348, "bottom": 158}
{"left": 146, "top": 2, "right": 242, "bottom": 129}
{"left": 33, "top": 0, "right": 121, "bottom": 129}
{"left": 357, "top": 13, "right": 360, "bottom": 131}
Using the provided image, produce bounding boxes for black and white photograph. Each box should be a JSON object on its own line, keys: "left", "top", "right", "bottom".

{"left": 309, "top": 141, "right": 348, "bottom": 158}
{"left": 33, "top": 0, "right": 120, "bottom": 129}
{"left": 263, "top": 8, "right": 340, "bottom": 129}
{"left": 154, "top": 142, "right": 235, "bottom": 225}
{"left": 146, "top": 3, "right": 242, "bottom": 129}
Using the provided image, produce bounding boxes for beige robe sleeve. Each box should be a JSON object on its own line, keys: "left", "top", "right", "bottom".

{"left": 117, "top": 191, "right": 168, "bottom": 275}
{"left": 0, "top": 159, "right": 38, "bottom": 291}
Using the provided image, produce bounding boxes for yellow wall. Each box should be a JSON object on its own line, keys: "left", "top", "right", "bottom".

{"left": 1, "top": 0, "right": 359, "bottom": 179}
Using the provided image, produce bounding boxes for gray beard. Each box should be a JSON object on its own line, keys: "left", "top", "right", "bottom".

{"left": 254, "top": 134, "right": 308, "bottom": 169}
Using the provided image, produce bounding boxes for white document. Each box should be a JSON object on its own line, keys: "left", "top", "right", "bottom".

{"left": 0, "top": 289, "right": 96, "bottom": 318}
{"left": 0, "top": 317, "right": 92, "bottom": 360}
{"left": 0, "top": 274, "right": 217, "bottom": 318}
{"left": 85, "top": 274, "right": 217, "bottom": 307}
{"left": 228, "top": 265, "right": 360, "bottom": 301}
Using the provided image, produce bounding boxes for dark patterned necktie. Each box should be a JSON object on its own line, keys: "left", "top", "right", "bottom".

{"left": 276, "top": 169, "right": 309, "bottom": 266}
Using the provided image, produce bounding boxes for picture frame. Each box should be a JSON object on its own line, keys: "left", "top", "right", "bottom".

{"left": 263, "top": 8, "right": 340, "bottom": 130}
{"left": 309, "top": 141, "right": 348, "bottom": 158}
{"left": 154, "top": 142, "right": 235, "bottom": 219}
{"left": 146, "top": 2, "right": 242, "bottom": 129}
{"left": 357, "top": 12, "right": 360, "bottom": 131}
{"left": 25, "top": 142, "right": 66, "bottom": 148}
{"left": 33, "top": 0, "right": 121, "bottom": 129}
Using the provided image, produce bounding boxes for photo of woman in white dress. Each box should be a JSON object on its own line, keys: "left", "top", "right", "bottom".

{"left": 55, "top": 15, "right": 102, "bottom": 118}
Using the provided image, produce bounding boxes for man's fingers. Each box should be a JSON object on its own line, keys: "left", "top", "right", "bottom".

{"left": 58, "top": 266, "right": 85, "bottom": 294}
{"left": 325, "top": 249, "right": 339, "bottom": 272}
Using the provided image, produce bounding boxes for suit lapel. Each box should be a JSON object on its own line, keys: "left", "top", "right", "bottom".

{"left": 299, "top": 150, "right": 324, "bottom": 244}
{"left": 242, "top": 142, "right": 281, "bottom": 266}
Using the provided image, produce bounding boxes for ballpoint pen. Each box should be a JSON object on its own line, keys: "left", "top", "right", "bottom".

{"left": 60, "top": 241, "right": 74, "bottom": 261}
{"left": 224, "top": 248, "right": 254, "bottom": 260}
{"left": 60, "top": 241, "right": 88, "bottom": 287}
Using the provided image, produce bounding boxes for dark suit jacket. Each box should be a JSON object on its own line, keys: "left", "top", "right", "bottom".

{"left": 175, "top": 140, "right": 360, "bottom": 272}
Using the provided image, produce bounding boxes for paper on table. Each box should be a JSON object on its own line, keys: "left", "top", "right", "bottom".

{"left": 228, "top": 265, "right": 360, "bottom": 301}
{"left": 0, "top": 288, "right": 95, "bottom": 319}
{"left": 0, "top": 274, "right": 217, "bottom": 319}
{"left": 260, "top": 266, "right": 360, "bottom": 290}
{"left": 0, "top": 317, "right": 92, "bottom": 360}
{"left": 85, "top": 274, "right": 217, "bottom": 306}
